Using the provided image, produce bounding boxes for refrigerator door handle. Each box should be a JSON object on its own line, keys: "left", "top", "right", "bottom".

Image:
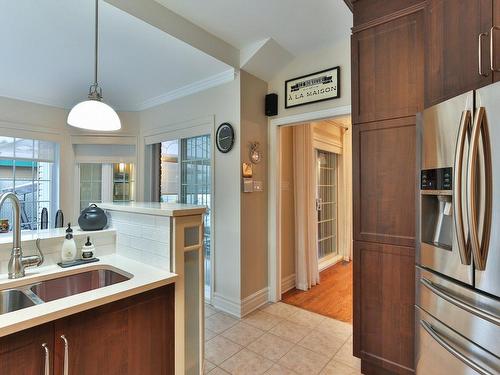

{"left": 467, "top": 107, "right": 493, "bottom": 271}
{"left": 420, "top": 277, "right": 500, "bottom": 325}
{"left": 420, "top": 320, "right": 494, "bottom": 375}
{"left": 454, "top": 110, "right": 472, "bottom": 265}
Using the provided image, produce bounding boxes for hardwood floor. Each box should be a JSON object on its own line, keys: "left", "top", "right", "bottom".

{"left": 281, "top": 261, "right": 353, "bottom": 323}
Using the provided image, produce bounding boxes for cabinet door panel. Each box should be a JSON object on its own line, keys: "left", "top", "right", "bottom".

{"left": 352, "top": 11, "right": 424, "bottom": 123}
{"left": 353, "top": 118, "right": 417, "bottom": 247}
{"left": 353, "top": 241, "right": 415, "bottom": 375}
{"left": 0, "top": 324, "right": 54, "bottom": 375}
{"left": 494, "top": 0, "right": 500, "bottom": 82}
{"left": 425, "top": 0, "right": 492, "bottom": 107}
{"left": 54, "top": 285, "right": 175, "bottom": 375}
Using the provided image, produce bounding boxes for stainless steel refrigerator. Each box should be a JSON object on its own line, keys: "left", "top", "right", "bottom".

{"left": 416, "top": 82, "right": 500, "bottom": 374}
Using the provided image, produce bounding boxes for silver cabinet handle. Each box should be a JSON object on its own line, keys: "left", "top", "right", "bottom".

{"left": 61, "top": 335, "right": 69, "bottom": 375}
{"left": 490, "top": 26, "right": 500, "bottom": 72}
{"left": 453, "top": 110, "right": 472, "bottom": 265}
{"left": 42, "top": 343, "right": 50, "bottom": 375}
{"left": 479, "top": 32, "right": 490, "bottom": 76}
{"left": 420, "top": 320, "right": 493, "bottom": 375}
{"left": 467, "top": 107, "right": 493, "bottom": 271}
{"left": 420, "top": 277, "right": 500, "bottom": 325}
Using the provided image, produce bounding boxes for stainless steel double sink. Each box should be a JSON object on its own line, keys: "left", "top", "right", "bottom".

{"left": 0, "top": 268, "right": 130, "bottom": 315}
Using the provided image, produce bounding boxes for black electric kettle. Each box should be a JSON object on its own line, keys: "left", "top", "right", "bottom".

{"left": 78, "top": 204, "right": 108, "bottom": 231}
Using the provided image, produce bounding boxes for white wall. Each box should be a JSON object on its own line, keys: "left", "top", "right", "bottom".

{"left": 138, "top": 78, "right": 242, "bottom": 310}
{"left": 268, "top": 37, "right": 351, "bottom": 120}
{"left": 0, "top": 96, "right": 140, "bottom": 225}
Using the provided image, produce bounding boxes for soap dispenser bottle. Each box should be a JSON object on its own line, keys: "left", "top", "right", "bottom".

{"left": 61, "top": 223, "right": 77, "bottom": 264}
{"left": 81, "top": 236, "right": 95, "bottom": 259}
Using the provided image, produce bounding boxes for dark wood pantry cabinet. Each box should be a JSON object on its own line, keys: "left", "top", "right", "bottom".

{"left": 352, "top": 0, "right": 500, "bottom": 373}
{"left": 351, "top": 0, "right": 424, "bottom": 374}
{"left": 425, "top": 0, "right": 493, "bottom": 107}
{"left": 0, "top": 285, "right": 175, "bottom": 375}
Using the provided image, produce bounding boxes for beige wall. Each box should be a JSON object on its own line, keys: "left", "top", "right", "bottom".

{"left": 268, "top": 37, "right": 351, "bottom": 119}
{"left": 239, "top": 71, "right": 269, "bottom": 300}
{"left": 0, "top": 96, "right": 140, "bottom": 225}
{"left": 279, "top": 126, "right": 295, "bottom": 281}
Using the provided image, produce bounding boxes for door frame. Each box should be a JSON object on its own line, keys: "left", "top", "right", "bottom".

{"left": 142, "top": 116, "right": 216, "bottom": 302}
{"left": 268, "top": 106, "right": 351, "bottom": 302}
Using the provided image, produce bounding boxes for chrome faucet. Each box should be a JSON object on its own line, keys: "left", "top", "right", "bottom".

{"left": 0, "top": 192, "right": 44, "bottom": 279}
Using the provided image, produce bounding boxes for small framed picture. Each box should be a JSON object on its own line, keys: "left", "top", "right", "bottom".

{"left": 285, "top": 66, "right": 340, "bottom": 108}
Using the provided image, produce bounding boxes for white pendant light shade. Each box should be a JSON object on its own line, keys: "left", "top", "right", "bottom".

{"left": 67, "top": 99, "right": 121, "bottom": 131}
{"left": 67, "top": 0, "right": 121, "bottom": 131}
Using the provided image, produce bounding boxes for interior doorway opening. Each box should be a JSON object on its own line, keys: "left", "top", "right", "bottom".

{"left": 277, "top": 116, "right": 353, "bottom": 323}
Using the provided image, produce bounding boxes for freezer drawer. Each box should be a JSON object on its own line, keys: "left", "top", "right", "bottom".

{"left": 416, "top": 307, "right": 500, "bottom": 375}
{"left": 416, "top": 267, "right": 500, "bottom": 355}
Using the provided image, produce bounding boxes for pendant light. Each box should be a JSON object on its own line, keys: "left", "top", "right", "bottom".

{"left": 67, "top": 0, "right": 121, "bottom": 131}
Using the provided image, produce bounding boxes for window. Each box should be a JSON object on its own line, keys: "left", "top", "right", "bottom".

{"left": 0, "top": 136, "right": 59, "bottom": 230}
{"left": 79, "top": 163, "right": 135, "bottom": 212}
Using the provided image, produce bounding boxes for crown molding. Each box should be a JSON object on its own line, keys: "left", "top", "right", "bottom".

{"left": 136, "top": 69, "right": 236, "bottom": 111}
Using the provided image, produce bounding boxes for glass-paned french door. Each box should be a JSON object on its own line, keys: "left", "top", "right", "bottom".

{"left": 316, "top": 150, "right": 339, "bottom": 269}
{"left": 160, "top": 134, "right": 212, "bottom": 300}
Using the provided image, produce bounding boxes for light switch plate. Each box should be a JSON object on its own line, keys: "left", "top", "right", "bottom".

{"left": 243, "top": 178, "right": 254, "bottom": 192}
{"left": 253, "top": 180, "right": 264, "bottom": 192}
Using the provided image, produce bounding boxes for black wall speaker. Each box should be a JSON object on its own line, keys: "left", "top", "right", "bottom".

{"left": 265, "top": 93, "right": 278, "bottom": 116}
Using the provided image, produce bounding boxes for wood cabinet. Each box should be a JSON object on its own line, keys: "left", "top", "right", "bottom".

{"left": 494, "top": 0, "right": 500, "bottom": 82}
{"left": 425, "top": 0, "right": 493, "bottom": 107}
{"left": 353, "top": 117, "right": 417, "bottom": 248}
{"left": 352, "top": 2, "right": 424, "bottom": 374}
{"left": 352, "top": 10, "right": 424, "bottom": 124}
{"left": 0, "top": 285, "right": 174, "bottom": 375}
{"left": 354, "top": 241, "right": 415, "bottom": 375}
{"left": 0, "top": 324, "right": 54, "bottom": 375}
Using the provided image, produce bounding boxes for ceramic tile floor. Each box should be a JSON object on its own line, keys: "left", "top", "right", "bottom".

{"left": 204, "top": 302, "right": 361, "bottom": 375}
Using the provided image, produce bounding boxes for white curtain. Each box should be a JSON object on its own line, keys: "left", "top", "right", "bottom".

{"left": 293, "top": 124, "right": 319, "bottom": 291}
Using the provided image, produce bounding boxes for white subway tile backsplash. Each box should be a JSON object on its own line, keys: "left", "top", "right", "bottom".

{"left": 110, "top": 211, "right": 171, "bottom": 271}
{"left": 155, "top": 216, "right": 170, "bottom": 228}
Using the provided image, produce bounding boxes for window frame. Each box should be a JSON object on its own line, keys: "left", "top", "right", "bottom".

{"left": 0, "top": 136, "right": 60, "bottom": 231}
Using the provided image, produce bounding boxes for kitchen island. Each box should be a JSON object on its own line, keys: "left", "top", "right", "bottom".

{"left": 0, "top": 202, "right": 206, "bottom": 375}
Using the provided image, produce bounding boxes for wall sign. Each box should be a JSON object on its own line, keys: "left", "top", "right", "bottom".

{"left": 285, "top": 66, "right": 340, "bottom": 109}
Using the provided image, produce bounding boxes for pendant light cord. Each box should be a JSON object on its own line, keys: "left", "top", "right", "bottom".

{"left": 94, "top": 0, "right": 99, "bottom": 86}
{"left": 88, "top": 0, "right": 102, "bottom": 100}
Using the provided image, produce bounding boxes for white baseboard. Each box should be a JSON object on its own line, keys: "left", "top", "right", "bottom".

{"left": 212, "top": 293, "right": 241, "bottom": 318}
{"left": 241, "top": 287, "right": 269, "bottom": 317}
{"left": 281, "top": 274, "right": 296, "bottom": 294}
{"left": 212, "top": 287, "right": 270, "bottom": 318}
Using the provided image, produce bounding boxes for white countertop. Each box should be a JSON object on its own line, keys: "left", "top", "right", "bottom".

{"left": 99, "top": 201, "right": 207, "bottom": 217}
{"left": 0, "top": 254, "right": 177, "bottom": 338}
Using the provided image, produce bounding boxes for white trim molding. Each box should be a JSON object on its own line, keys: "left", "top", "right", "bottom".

{"left": 137, "top": 69, "right": 236, "bottom": 111}
{"left": 270, "top": 105, "right": 351, "bottom": 127}
{"left": 281, "top": 274, "right": 296, "bottom": 294}
{"left": 212, "top": 293, "right": 242, "bottom": 317}
{"left": 241, "top": 287, "right": 269, "bottom": 317}
{"left": 212, "top": 287, "right": 269, "bottom": 318}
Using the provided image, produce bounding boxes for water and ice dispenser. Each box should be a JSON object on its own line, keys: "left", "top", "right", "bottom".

{"left": 420, "top": 168, "right": 453, "bottom": 250}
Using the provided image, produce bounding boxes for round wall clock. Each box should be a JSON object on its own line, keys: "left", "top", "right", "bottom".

{"left": 216, "top": 123, "right": 235, "bottom": 153}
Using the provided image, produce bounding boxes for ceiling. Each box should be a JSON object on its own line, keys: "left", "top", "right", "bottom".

{"left": 154, "top": 0, "right": 353, "bottom": 55}
{"left": 0, "top": 1, "right": 233, "bottom": 111}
